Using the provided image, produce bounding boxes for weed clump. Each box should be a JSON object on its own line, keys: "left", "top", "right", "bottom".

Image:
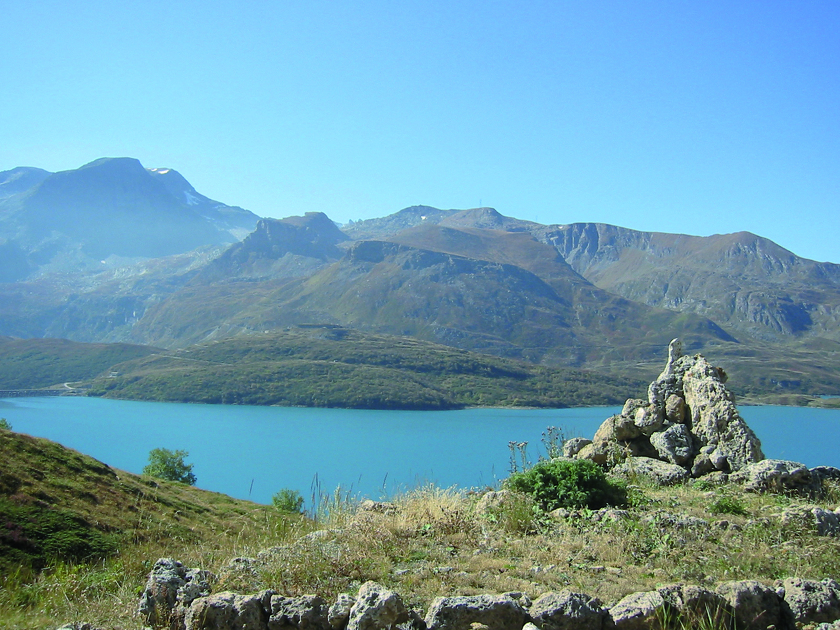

{"left": 504, "top": 458, "right": 627, "bottom": 511}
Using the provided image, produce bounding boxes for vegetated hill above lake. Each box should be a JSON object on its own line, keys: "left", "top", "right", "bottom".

{"left": 0, "top": 157, "right": 259, "bottom": 279}
{"left": 0, "top": 336, "right": 158, "bottom": 389}
{"left": 0, "top": 428, "right": 274, "bottom": 574}
{"left": 87, "top": 327, "right": 647, "bottom": 409}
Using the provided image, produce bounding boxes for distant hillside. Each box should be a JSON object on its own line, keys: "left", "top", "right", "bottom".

{"left": 87, "top": 328, "right": 647, "bottom": 409}
{"left": 0, "top": 429, "right": 272, "bottom": 574}
{"left": 0, "top": 337, "right": 157, "bottom": 389}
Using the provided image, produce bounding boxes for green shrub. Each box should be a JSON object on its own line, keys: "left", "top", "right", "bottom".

{"left": 708, "top": 493, "right": 747, "bottom": 516}
{"left": 0, "top": 418, "right": 11, "bottom": 430}
{"left": 142, "top": 448, "right": 196, "bottom": 485}
{"left": 504, "top": 458, "right": 627, "bottom": 511}
{"left": 272, "top": 488, "right": 304, "bottom": 514}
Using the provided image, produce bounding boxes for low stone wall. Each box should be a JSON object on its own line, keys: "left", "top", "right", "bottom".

{"left": 122, "top": 558, "right": 840, "bottom": 630}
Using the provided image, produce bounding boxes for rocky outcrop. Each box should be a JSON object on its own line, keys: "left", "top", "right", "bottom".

{"left": 575, "top": 339, "right": 764, "bottom": 479}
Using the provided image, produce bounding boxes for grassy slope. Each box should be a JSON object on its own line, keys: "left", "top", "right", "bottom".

{"left": 86, "top": 328, "right": 647, "bottom": 409}
{"left": 0, "top": 429, "right": 284, "bottom": 576}
{"left": 0, "top": 337, "right": 157, "bottom": 389}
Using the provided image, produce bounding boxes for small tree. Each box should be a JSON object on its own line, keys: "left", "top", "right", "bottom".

{"left": 272, "top": 488, "right": 304, "bottom": 514}
{"left": 143, "top": 448, "right": 196, "bottom": 485}
{"left": 0, "top": 418, "right": 11, "bottom": 430}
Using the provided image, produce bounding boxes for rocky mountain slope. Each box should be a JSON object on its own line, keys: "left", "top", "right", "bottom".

{"left": 0, "top": 157, "right": 259, "bottom": 280}
{"left": 1, "top": 158, "right": 838, "bottom": 397}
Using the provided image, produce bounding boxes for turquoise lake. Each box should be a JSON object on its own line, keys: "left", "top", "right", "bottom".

{"left": 2, "top": 396, "right": 838, "bottom": 506}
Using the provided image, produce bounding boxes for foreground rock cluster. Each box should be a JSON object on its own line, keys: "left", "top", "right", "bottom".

{"left": 127, "top": 558, "right": 840, "bottom": 630}
{"left": 564, "top": 339, "right": 765, "bottom": 480}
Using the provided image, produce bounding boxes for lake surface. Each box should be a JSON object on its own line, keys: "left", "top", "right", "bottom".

{"left": 2, "top": 397, "right": 838, "bottom": 506}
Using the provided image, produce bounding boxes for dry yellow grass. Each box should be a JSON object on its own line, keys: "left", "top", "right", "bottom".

{"left": 3, "top": 478, "right": 840, "bottom": 629}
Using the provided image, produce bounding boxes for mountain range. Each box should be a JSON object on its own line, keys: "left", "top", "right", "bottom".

{"left": 1, "top": 157, "right": 838, "bottom": 399}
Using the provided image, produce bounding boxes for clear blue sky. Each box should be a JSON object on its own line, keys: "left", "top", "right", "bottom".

{"left": 2, "top": 1, "right": 838, "bottom": 262}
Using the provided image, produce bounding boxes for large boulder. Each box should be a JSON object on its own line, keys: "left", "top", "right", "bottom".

{"left": 715, "top": 580, "right": 793, "bottom": 630}
{"left": 347, "top": 582, "right": 409, "bottom": 630}
{"left": 681, "top": 356, "right": 763, "bottom": 472}
{"left": 610, "top": 457, "right": 690, "bottom": 486}
{"left": 425, "top": 594, "right": 528, "bottom": 630}
{"left": 779, "top": 578, "right": 840, "bottom": 626}
{"left": 609, "top": 590, "right": 665, "bottom": 630}
{"left": 185, "top": 590, "right": 274, "bottom": 630}
{"left": 529, "top": 590, "right": 610, "bottom": 630}
{"left": 731, "top": 459, "right": 819, "bottom": 495}
{"left": 138, "top": 558, "right": 213, "bottom": 628}
{"left": 649, "top": 423, "right": 695, "bottom": 466}
{"left": 269, "top": 595, "right": 331, "bottom": 630}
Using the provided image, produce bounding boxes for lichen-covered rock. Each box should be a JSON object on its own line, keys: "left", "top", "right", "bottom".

{"left": 633, "top": 405, "right": 664, "bottom": 436}
{"left": 269, "top": 594, "right": 331, "bottom": 630}
{"left": 715, "top": 580, "right": 793, "bottom": 630}
{"left": 562, "top": 437, "right": 592, "bottom": 458}
{"left": 185, "top": 590, "right": 274, "bottom": 630}
{"left": 594, "top": 415, "right": 641, "bottom": 443}
{"left": 529, "top": 590, "right": 610, "bottom": 630}
{"left": 650, "top": 424, "right": 695, "bottom": 466}
{"left": 609, "top": 590, "right": 665, "bottom": 630}
{"left": 610, "top": 457, "right": 689, "bottom": 486}
{"left": 781, "top": 506, "right": 840, "bottom": 536}
{"left": 329, "top": 594, "right": 356, "bottom": 629}
{"left": 778, "top": 577, "right": 840, "bottom": 625}
{"left": 682, "top": 356, "right": 763, "bottom": 472}
{"left": 139, "top": 558, "right": 213, "bottom": 628}
{"left": 347, "top": 582, "right": 409, "bottom": 630}
{"left": 424, "top": 594, "right": 528, "bottom": 630}
{"left": 664, "top": 394, "right": 686, "bottom": 423}
{"left": 731, "top": 459, "right": 818, "bottom": 494}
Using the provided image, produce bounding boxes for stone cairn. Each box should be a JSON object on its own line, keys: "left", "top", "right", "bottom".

{"left": 563, "top": 338, "right": 765, "bottom": 485}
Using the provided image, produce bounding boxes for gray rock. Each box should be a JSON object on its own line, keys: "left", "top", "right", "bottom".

{"left": 682, "top": 356, "right": 763, "bottom": 472}
{"left": 622, "top": 398, "right": 648, "bottom": 418}
{"left": 347, "top": 581, "right": 409, "bottom": 630}
{"left": 563, "top": 437, "right": 592, "bottom": 458}
{"left": 609, "top": 590, "right": 665, "bottom": 630}
{"left": 576, "top": 442, "right": 614, "bottom": 466}
{"left": 716, "top": 580, "right": 792, "bottom": 630}
{"left": 329, "top": 594, "right": 356, "bottom": 629}
{"left": 731, "top": 459, "right": 818, "bottom": 494}
{"left": 425, "top": 594, "right": 528, "bottom": 630}
{"left": 610, "top": 457, "right": 689, "bottom": 486}
{"left": 650, "top": 423, "right": 695, "bottom": 466}
{"left": 665, "top": 394, "right": 686, "bottom": 423}
{"left": 530, "top": 590, "right": 610, "bottom": 630}
{"left": 781, "top": 506, "right": 840, "bottom": 536}
{"left": 269, "top": 595, "right": 331, "bottom": 630}
{"left": 594, "top": 415, "right": 641, "bottom": 443}
{"left": 185, "top": 590, "right": 274, "bottom": 630}
{"left": 139, "top": 558, "right": 213, "bottom": 627}
{"left": 633, "top": 405, "right": 664, "bottom": 436}
{"left": 779, "top": 577, "right": 840, "bottom": 625}
{"left": 359, "top": 500, "right": 398, "bottom": 514}
{"left": 55, "top": 625, "right": 104, "bottom": 630}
